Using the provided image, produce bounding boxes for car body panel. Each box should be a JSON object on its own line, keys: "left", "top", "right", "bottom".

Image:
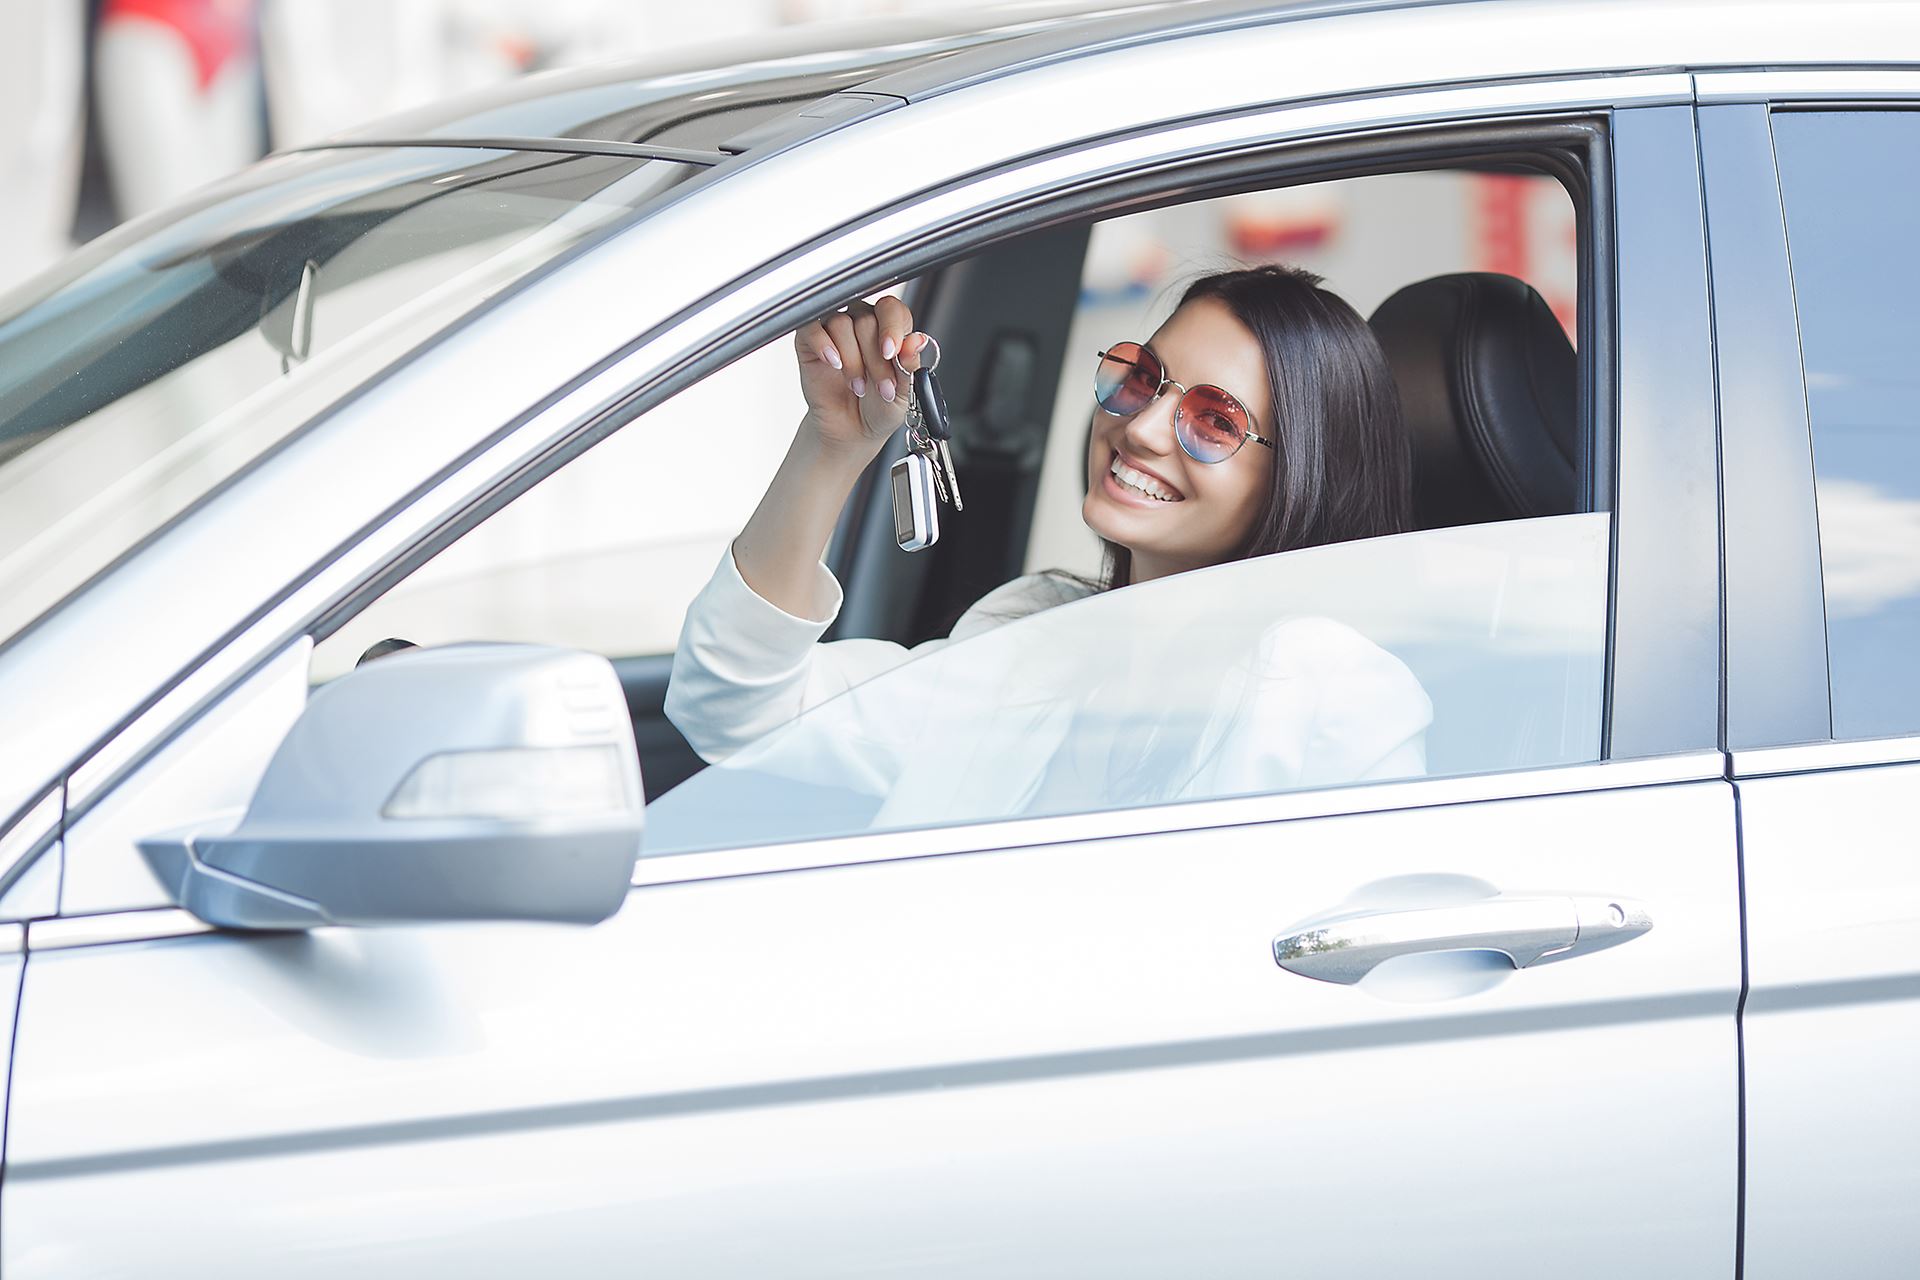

{"left": 1713, "top": 86, "right": 1920, "bottom": 1277}
{"left": 0, "top": 935, "right": 21, "bottom": 1229}
{"left": 1734, "top": 752, "right": 1920, "bottom": 1278}
{"left": 8, "top": 771, "right": 1739, "bottom": 1274}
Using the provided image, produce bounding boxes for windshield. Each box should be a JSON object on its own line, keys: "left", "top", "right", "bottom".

{"left": 644, "top": 514, "right": 1610, "bottom": 855}
{"left": 0, "top": 145, "right": 694, "bottom": 653}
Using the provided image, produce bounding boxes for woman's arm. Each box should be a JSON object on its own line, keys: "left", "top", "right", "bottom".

{"left": 732, "top": 295, "right": 930, "bottom": 618}
{"left": 665, "top": 294, "right": 934, "bottom": 762}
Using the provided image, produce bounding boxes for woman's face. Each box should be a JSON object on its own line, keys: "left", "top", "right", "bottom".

{"left": 1082, "top": 297, "right": 1275, "bottom": 583}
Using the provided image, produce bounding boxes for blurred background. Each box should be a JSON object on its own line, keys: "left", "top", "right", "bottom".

{"left": 0, "top": 0, "right": 996, "bottom": 294}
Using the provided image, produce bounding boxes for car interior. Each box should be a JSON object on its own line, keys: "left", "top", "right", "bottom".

{"left": 619, "top": 148, "right": 1591, "bottom": 802}
{"left": 312, "top": 128, "right": 1599, "bottom": 808}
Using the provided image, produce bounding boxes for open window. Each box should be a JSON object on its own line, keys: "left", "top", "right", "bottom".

{"left": 307, "top": 119, "right": 1606, "bottom": 849}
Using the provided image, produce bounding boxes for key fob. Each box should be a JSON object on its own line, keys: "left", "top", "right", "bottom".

{"left": 890, "top": 451, "right": 940, "bottom": 551}
{"left": 914, "top": 366, "right": 951, "bottom": 442}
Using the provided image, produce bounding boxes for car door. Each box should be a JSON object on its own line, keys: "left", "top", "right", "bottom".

{"left": 2, "top": 81, "right": 1741, "bottom": 1276}
{"left": 1699, "top": 80, "right": 1920, "bottom": 1278}
{"left": 0, "top": 793, "right": 56, "bottom": 1250}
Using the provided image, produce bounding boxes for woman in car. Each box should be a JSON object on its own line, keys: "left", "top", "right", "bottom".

{"left": 663, "top": 264, "right": 1432, "bottom": 811}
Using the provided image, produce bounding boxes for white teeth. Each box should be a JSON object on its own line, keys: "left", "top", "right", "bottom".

{"left": 1110, "top": 455, "right": 1179, "bottom": 501}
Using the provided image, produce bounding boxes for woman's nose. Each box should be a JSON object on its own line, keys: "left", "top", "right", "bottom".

{"left": 1122, "top": 387, "right": 1180, "bottom": 457}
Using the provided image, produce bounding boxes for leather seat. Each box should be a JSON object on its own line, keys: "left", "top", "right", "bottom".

{"left": 1368, "top": 272, "right": 1578, "bottom": 530}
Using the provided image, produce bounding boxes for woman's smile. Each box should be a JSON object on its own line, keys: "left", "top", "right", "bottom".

{"left": 1106, "top": 450, "right": 1185, "bottom": 503}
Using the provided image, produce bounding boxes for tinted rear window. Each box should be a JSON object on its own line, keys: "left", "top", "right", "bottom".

{"left": 1774, "top": 109, "right": 1920, "bottom": 740}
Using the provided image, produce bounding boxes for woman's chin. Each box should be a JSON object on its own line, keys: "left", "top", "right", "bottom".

{"left": 1081, "top": 491, "right": 1126, "bottom": 542}
{"left": 1083, "top": 487, "right": 1159, "bottom": 546}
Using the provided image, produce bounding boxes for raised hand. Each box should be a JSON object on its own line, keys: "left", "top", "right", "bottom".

{"left": 732, "top": 294, "right": 935, "bottom": 619}
{"left": 793, "top": 294, "right": 933, "bottom": 459}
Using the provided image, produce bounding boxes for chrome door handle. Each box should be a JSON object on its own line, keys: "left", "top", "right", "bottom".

{"left": 1272, "top": 895, "right": 1652, "bottom": 985}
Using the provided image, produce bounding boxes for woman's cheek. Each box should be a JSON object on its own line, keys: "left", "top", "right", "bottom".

{"left": 1209, "top": 469, "right": 1267, "bottom": 552}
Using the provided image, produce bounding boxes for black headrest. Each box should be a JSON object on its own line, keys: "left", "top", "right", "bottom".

{"left": 1368, "top": 273, "right": 1578, "bottom": 530}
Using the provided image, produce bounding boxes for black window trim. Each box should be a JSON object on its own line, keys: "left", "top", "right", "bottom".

{"left": 1698, "top": 102, "right": 1831, "bottom": 751}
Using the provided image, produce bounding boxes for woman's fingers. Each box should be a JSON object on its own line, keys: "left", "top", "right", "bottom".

{"left": 896, "top": 330, "right": 930, "bottom": 375}
{"left": 851, "top": 306, "right": 899, "bottom": 402}
{"left": 805, "top": 295, "right": 920, "bottom": 403}
{"left": 822, "top": 311, "right": 865, "bottom": 396}
{"left": 795, "top": 320, "right": 842, "bottom": 371}
{"left": 874, "top": 295, "right": 914, "bottom": 366}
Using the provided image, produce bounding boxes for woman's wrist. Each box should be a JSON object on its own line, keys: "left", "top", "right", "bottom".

{"left": 795, "top": 411, "right": 890, "bottom": 476}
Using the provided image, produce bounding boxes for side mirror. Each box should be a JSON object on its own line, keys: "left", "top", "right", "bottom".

{"left": 142, "top": 644, "right": 643, "bottom": 930}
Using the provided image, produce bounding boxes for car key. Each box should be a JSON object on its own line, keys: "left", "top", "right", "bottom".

{"left": 915, "top": 364, "right": 963, "bottom": 512}
{"left": 889, "top": 448, "right": 940, "bottom": 552}
{"left": 905, "top": 338, "right": 963, "bottom": 512}
{"left": 891, "top": 357, "right": 943, "bottom": 550}
{"left": 901, "top": 371, "right": 951, "bottom": 508}
{"left": 889, "top": 336, "right": 959, "bottom": 553}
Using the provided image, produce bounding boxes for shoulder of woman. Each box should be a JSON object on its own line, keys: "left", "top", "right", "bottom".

{"left": 947, "top": 571, "right": 1099, "bottom": 642}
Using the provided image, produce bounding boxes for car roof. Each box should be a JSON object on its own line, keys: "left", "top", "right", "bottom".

{"left": 325, "top": 0, "right": 1469, "bottom": 159}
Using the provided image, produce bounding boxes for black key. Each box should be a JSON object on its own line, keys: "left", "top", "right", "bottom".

{"left": 914, "top": 365, "right": 951, "bottom": 441}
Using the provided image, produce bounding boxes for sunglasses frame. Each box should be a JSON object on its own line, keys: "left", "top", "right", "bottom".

{"left": 1094, "top": 342, "right": 1276, "bottom": 463}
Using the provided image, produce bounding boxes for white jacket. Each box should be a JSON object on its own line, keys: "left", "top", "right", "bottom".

{"left": 661, "top": 547, "right": 1432, "bottom": 832}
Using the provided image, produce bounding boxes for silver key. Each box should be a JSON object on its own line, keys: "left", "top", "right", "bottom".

{"left": 910, "top": 427, "right": 951, "bottom": 506}
{"left": 931, "top": 436, "right": 963, "bottom": 512}
{"left": 896, "top": 337, "right": 961, "bottom": 511}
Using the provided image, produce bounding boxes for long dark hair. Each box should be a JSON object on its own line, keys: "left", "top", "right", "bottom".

{"left": 1101, "top": 264, "right": 1411, "bottom": 587}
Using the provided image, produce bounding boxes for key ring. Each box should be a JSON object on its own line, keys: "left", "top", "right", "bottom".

{"left": 892, "top": 333, "right": 940, "bottom": 381}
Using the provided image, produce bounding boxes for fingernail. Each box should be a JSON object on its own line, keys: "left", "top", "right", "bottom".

{"left": 823, "top": 345, "right": 841, "bottom": 370}
{"left": 880, "top": 378, "right": 896, "bottom": 403}
{"left": 851, "top": 377, "right": 866, "bottom": 398}
{"left": 881, "top": 336, "right": 897, "bottom": 360}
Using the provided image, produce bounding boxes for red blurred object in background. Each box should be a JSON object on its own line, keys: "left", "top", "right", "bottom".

{"left": 96, "top": 0, "right": 261, "bottom": 219}
{"left": 101, "top": 0, "right": 253, "bottom": 92}
{"left": 1474, "top": 172, "right": 1576, "bottom": 342}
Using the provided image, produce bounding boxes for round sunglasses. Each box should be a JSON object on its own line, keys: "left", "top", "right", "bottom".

{"left": 1093, "top": 341, "right": 1275, "bottom": 464}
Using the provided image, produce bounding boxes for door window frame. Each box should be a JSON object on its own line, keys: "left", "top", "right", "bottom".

{"left": 1699, "top": 71, "right": 1920, "bottom": 771}
{"left": 27, "top": 75, "right": 1719, "bottom": 917}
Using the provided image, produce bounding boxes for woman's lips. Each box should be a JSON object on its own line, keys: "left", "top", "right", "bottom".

{"left": 1104, "top": 450, "right": 1184, "bottom": 505}
{"left": 1115, "top": 451, "right": 1181, "bottom": 496}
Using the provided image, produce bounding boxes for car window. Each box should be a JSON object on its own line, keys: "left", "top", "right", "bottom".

{"left": 646, "top": 513, "right": 1608, "bottom": 854}
{"left": 310, "top": 334, "right": 804, "bottom": 680}
{"left": 1772, "top": 110, "right": 1920, "bottom": 742}
{"left": 303, "top": 149, "right": 1602, "bottom": 856}
{"left": 0, "top": 145, "right": 692, "bottom": 655}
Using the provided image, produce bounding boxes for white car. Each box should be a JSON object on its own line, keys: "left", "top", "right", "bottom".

{"left": 0, "top": 0, "right": 1914, "bottom": 1274}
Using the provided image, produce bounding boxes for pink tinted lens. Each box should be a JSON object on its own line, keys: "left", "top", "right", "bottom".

{"left": 1175, "top": 384, "right": 1252, "bottom": 463}
{"left": 1094, "top": 342, "right": 1162, "bottom": 414}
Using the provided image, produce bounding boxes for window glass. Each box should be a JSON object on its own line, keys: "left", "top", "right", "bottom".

{"left": 311, "top": 335, "right": 802, "bottom": 681}
{"left": 0, "top": 145, "right": 690, "bottom": 652}
{"left": 309, "top": 162, "right": 1601, "bottom": 853}
{"left": 1773, "top": 111, "right": 1920, "bottom": 740}
{"left": 646, "top": 514, "right": 1608, "bottom": 855}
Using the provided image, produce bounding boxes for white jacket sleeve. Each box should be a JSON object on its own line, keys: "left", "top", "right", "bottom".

{"left": 664, "top": 547, "right": 926, "bottom": 763}
{"left": 664, "top": 551, "right": 1093, "bottom": 766}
